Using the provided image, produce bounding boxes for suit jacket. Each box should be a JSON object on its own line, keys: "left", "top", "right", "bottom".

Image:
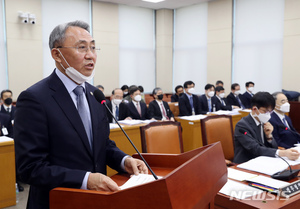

{"left": 213, "top": 96, "right": 232, "bottom": 111}
{"left": 106, "top": 101, "right": 131, "bottom": 123}
{"left": 198, "top": 94, "right": 218, "bottom": 114}
{"left": 241, "top": 91, "right": 253, "bottom": 109}
{"left": 14, "top": 71, "right": 127, "bottom": 209}
{"left": 171, "top": 94, "right": 179, "bottom": 102}
{"left": 179, "top": 93, "right": 201, "bottom": 116}
{"left": 233, "top": 114, "right": 278, "bottom": 164}
{"left": 0, "top": 104, "right": 16, "bottom": 120}
{"left": 226, "top": 92, "right": 245, "bottom": 108}
{"left": 128, "top": 101, "right": 148, "bottom": 120}
{"left": 148, "top": 100, "right": 174, "bottom": 120}
{"left": 0, "top": 112, "right": 13, "bottom": 138}
{"left": 269, "top": 112, "right": 300, "bottom": 149}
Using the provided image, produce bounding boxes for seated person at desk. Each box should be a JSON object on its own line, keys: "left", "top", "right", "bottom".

{"left": 0, "top": 112, "right": 13, "bottom": 138}
{"left": 1, "top": 89, "right": 16, "bottom": 121}
{"left": 198, "top": 84, "right": 217, "bottom": 114}
{"left": 233, "top": 92, "right": 299, "bottom": 164}
{"left": 227, "top": 83, "right": 246, "bottom": 109}
{"left": 106, "top": 88, "right": 132, "bottom": 123}
{"left": 171, "top": 85, "right": 184, "bottom": 102}
{"left": 148, "top": 87, "right": 175, "bottom": 121}
{"left": 179, "top": 80, "right": 201, "bottom": 116}
{"left": 269, "top": 92, "right": 300, "bottom": 148}
{"left": 128, "top": 86, "right": 149, "bottom": 120}
{"left": 241, "top": 81, "right": 255, "bottom": 109}
{"left": 215, "top": 80, "right": 224, "bottom": 87}
{"left": 213, "top": 86, "right": 236, "bottom": 111}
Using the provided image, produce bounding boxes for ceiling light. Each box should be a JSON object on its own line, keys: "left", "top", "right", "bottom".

{"left": 142, "top": 0, "right": 165, "bottom": 3}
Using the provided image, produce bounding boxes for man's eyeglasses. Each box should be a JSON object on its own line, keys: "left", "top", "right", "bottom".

{"left": 57, "top": 45, "right": 100, "bottom": 53}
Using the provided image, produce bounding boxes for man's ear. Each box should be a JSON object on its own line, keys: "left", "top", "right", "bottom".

{"left": 51, "top": 48, "right": 62, "bottom": 63}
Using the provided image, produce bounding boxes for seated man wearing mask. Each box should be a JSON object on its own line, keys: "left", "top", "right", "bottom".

{"left": 269, "top": 92, "right": 300, "bottom": 148}
{"left": 179, "top": 80, "right": 201, "bottom": 116}
{"left": 106, "top": 88, "right": 132, "bottom": 123}
{"left": 233, "top": 92, "right": 299, "bottom": 164}
{"left": 128, "top": 86, "right": 149, "bottom": 120}
{"left": 171, "top": 85, "right": 184, "bottom": 102}
{"left": 198, "top": 84, "right": 217, "bottom": 114}
{"left": 226, "top": 83, "right": 245, "bottom": 109}
{"left": 1, "top": 89, "right": 16, "bottom": 121}
{"left": 213, "top": 86, "right": 238, "bottom": 111}
{"left": 148, "top": 87, "right": 175, "bottom": 121}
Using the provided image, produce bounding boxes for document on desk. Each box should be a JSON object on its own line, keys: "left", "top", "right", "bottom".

{"left": 0, "top": 136, "right": 13, "bottom": 143}
{"left": 227, "top": 168, "right": 258, "bottom": 181}
{"left": 179, "top": 115, "right": 207, "bottom": 121}
{"left": 219, "top": 179, "right": 264, "bottom": 199}
{"left": 120, "top": 174, "right": 163, "bottom": 190}
{"left": 118, "top": 119, "right": 157, "bottom": 125}
{"left": 245, "top": 175, "right": 290, "bottom": 189}
{"left": 237, "top": 156, "right": 288, "bottom": 175}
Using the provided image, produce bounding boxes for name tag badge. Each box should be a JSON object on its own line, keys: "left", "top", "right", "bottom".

{"left": 2, "top": 127, "right": 8, "bottom": 135}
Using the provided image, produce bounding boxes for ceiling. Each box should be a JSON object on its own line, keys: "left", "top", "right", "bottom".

{"left": 93, "top": 0, "right": 214, "bottom": 10}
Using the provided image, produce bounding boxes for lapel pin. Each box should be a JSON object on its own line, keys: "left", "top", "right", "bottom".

{"left": 90, "top": 91, "right": 93, "bottom": 96}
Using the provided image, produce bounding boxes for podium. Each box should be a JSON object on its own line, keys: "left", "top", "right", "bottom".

{"left": 50, "top": 142, "right": 227, "bottom": 209}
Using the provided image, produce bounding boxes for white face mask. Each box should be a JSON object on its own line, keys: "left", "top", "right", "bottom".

{"left": 254, "top": 107, "right": 271, "bottom": 124}
{"left": 208, "top": 91, "right": 215, "bottom": 98}
{"left": 277, "top": 102, "right": 290, "bottom": 113}
{"left": 188, "top": 88, "right": 195, "bottom": 94}
{"left": 134, "top": 95, "right": 142, "bottom": 102}
{"left": 219, "top": 93, "right": 225, "bottom": 98}
{"left": 113, "top": 99, "right": 122, "bottom": 106}
{"left": 234, "top": 90, "right": 241, "bottom": 96}
{"left": 248, "top": 87, "right": 254, "bottom": 92}
{"left": 58, "top": 49, "right": 95, "bottom": 84}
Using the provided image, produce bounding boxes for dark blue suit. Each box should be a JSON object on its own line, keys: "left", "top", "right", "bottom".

{"left": 226, "top": 92, "right": 245, "bottom": 108}
{"left": 269, "top": 112, "right": 300, "bottom": 149}
{"left": 241, "top": 91, "right": 253, "bottom": 109}
{"left": 0, "top": 104, "right": 16, "bottom": 120}
{"left": 213, "top": 96, "right": 232, "bottom": 111}
{"left": 198, "top": 94, "right": 217, "bottom": 114}
{"left": 128, "top": 101, "right": 149, "bottom": 120}
{"left": 14, "top": 71, "right": 126, "bottom": 209}
{"left": 0, "top": 112, "right": 13, "bottom": 138}
{"left": 179, "top": 93, "right": 201, "bottom": 116}
{"left": 147, "top": 100, "right": 174, "bottom": 120}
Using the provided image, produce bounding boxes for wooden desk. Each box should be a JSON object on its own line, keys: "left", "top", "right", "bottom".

{"left": 0, "top": 139, "right": 16, "bottom": 208}
{"left": 176, "top": 114, "right": 242, "bottom": 152}
{"left": 107, "top": 124, "right": 145, "bottom": 176}
{"left": 215, "top": 164, "right": 300, "bottom": 209}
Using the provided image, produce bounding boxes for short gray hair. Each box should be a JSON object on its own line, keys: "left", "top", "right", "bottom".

{"left": 49, "top": 20, "right": 90, "bottom": 49}
{"left": 152, "top": 87, "right": 162, "bottom": 95}
{"left": 272, "top": 91, "right": 284, "bottom": 101}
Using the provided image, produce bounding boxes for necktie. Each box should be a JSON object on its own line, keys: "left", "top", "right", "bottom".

{"left": 73, "top": 86, "right": 93, "bottom": 149}
{"left": 283, "top": 118, "right": 289, "bottom": 129}
{"left": 115, "top": 105, "right": 119, "bottom": 121}
{"left": 259, "top": 124, "right": 264, "bottom": 144}
{"left": 237, "top": 96, "right": 245, "bottom": 109}
{"left": 208, "top": 98, "right": 212, "bottom": 112}
{"left": 137, "top": 102, "right": 142, "bottom": 117}
{"left": 221, "top": 99, "right": 225, "bottom": 106}
{"left": 189, "top": 96, "right": 194, "bottom": 109}
{"left": 7, "top": 107, "right": 10, "bottom": 113}
{"left": 161, "top": 103, "right": 169, "bottom": 120}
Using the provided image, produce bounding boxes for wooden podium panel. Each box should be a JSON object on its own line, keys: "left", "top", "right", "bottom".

{"left": 176, "top": 114, "right": 242, "bottom": 152}
{"left": 0, "top": 140, "right": 16, "bottom": 208}
{"left": 50, "top": 142, "right": 227, "bottom": 209}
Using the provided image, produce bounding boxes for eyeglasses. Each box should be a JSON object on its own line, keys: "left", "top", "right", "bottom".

{"left": 57, "top": 45, "right": 100, "bottom": 53}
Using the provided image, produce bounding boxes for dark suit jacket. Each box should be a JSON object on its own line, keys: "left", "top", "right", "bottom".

{"left": 148, "top": 100, "right": 174, "bottom": 120}
{"left": 128, "top": 101, "right": 148, "bottom": 120}
{"left": 179, "top": 94, "right": 201, "bottom": 116}
{"left": 106, "top": 101, "right": 131, "bottom": 123}
{"left": 171, "top": 94, "right": 179, "bottom": 102}
{"left": 226, "top": 92, "right": 244, "bottom": 108}
{"left": 213, "top": 96, "right": 232, "bottom": 111}
{"left": 0, "top": 104, "right": 16, "bottom": 120}
{"left": 269, "top": 112, "right": 300, "bottom": 149}
{"left": 0, "top": 112, "right": 13, "bottom": 138}
{"left": 198, "top": 94, "right": 218, "bottom": 114}
{"left": 233, "top": 114, "right": 278, "bottom": 164}
{"left": 14, "top": 71, "right": 127, "bottom": 209}
{"left": 241, "top": 91, "right": 253, "bottom": 109}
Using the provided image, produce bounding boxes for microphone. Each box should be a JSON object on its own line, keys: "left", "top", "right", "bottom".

{"left": 238, "top": 129, "right": 300, "bottom": 181}
{"left": 93, "top": 89, "right": 158, "bottom": 180}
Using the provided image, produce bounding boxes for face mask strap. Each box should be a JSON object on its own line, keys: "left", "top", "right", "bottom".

{"left": 57, "top": 49, "right": 71, "bottom": 68}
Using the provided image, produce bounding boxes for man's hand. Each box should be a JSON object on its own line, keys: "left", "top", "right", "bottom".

{"left": 279, "top": 149, "right": 300, "bottom": 161}
{"left": 124, "top": 157, "right": 148, "bottom": 175}
{"left": 87, "top": 173, "right": 120, "bottom": 192}
{"left": 263, "top": 122, "right": 273, "bottom": 138}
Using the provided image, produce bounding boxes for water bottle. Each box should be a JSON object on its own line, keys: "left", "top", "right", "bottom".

{"left": 213, "top": 104, "right": 216, "bottom": 112}
{"left": 15, "top": 183, "right": 19, "bottom": 204}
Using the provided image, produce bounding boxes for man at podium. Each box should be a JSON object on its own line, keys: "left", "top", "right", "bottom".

{"left": 14, "top": 21, "right": 147, "bottom": 209}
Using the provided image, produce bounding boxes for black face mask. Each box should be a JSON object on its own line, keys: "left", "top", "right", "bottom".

{"left": 4, "top": 98, "right": 12, "bottom": 105}
{"left": 179, "top": 93, "right": 184, "bottom": 97}
{"left": 157, "top": 94, "right": 163, "bottom": 100}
